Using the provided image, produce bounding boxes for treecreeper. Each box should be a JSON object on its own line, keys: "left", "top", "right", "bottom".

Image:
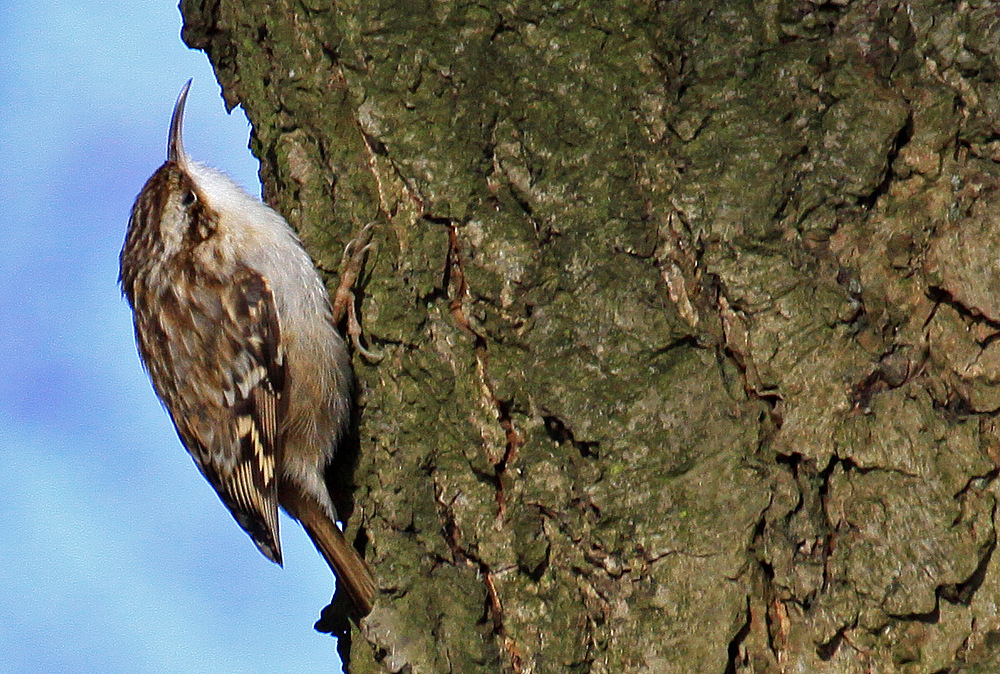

{"left": 119, "top": 80, "right": 376, "bottom": 618}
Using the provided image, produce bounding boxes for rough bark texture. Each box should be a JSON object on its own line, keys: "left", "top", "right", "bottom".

{"left": 182, "top": 1, "right": 1000, "bottom": 672}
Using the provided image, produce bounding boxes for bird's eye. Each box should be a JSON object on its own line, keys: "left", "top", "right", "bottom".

{"left": 181, "top": 190, "right": 197, "bottom": 207}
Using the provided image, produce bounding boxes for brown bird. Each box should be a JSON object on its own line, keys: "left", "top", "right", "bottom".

{"left": 119, "top": 80, "right": 375, "bottom": 616}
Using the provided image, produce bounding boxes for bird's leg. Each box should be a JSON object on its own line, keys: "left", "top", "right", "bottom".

{"left": 333, "top": 222, "right": 382, "bottom": 361}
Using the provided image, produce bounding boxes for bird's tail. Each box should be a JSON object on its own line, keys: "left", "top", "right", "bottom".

{"left": 284, "top": 490, "right": 376, "bottom": 617}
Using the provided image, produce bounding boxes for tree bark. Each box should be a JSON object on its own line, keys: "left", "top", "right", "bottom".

{"left": 182, "top": 1, "right": 1000, "bottom": 672}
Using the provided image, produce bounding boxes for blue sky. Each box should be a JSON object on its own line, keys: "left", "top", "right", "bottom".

{"left": 0, "top": 3, "right": 347, "bottom": 672}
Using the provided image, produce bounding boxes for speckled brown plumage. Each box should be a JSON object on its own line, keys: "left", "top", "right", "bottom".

{"left": 119, "top": 81, "right": 374, "bottom": 617}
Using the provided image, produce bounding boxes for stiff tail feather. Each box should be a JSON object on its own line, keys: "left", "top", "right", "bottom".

{"left": 287, "top": 491, "right": 376, "bottom": 617}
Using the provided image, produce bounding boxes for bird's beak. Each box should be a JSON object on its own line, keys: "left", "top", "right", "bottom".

{"left": 168, "top": 79, "right": 193, "bottom": 167}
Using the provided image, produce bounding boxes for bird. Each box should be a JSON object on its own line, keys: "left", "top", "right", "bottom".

{"left": 119, "top": 80, "right": 375, "bottom": 616}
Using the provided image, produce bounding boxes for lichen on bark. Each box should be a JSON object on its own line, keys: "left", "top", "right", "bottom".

{"left": 182, "top": 0, "right": 1000, "bottom": 671}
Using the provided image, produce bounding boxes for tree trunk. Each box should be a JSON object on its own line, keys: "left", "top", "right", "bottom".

{"left": 181, "top": 1, "right": 1000, "bottom": 672}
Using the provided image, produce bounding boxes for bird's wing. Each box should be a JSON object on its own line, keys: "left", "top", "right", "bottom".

{"left": 141, "top": 264, "right": 287, "bottom": 564}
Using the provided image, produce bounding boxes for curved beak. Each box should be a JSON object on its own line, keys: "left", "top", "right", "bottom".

{"left": 167, "top": 79, "right": 192, "bottom": 166}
